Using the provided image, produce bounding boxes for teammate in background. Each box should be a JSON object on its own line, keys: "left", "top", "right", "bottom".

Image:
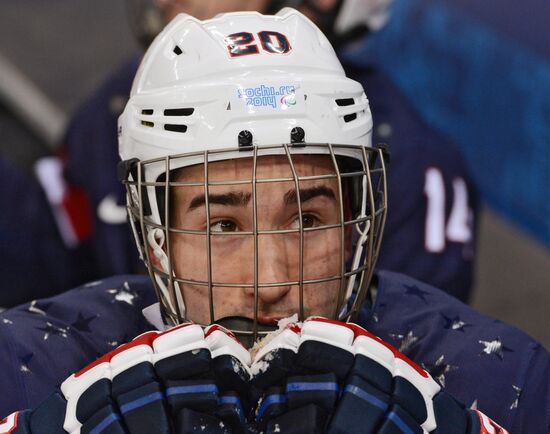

{"left": 0, "top": 10, "right": 547, "bottom": 432}
{"left": 0, "top": 157, "right": 92, "bottom": 307}
{"left": 49, "top": 0, "right": 274, "bottom": 287}
{"left": 53, "top": 0, "right": 476, "bottom": 302}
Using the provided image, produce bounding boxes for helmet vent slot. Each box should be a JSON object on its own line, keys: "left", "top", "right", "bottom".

{"left": 141, "top": 121, "right": 154, "bottom": 127}
{"left": 173, "top": 45, "right": 183, "bottom": 55}
{"left": 164, "top": 108, "right": 194, "bottom": 116}
{"left": 335, "top": 98, "right": 355, "bottom": 106}
{"left": 164, "top": 124, "right": 188, "bottom": 133}
{"left": 141, "top": 109, "right": 154, "bottom": 115}
{"left": 344, "top": 113, "right": 357, "bottom": 123}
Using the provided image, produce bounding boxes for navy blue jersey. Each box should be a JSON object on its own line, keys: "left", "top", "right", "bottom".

{"left": 60, "top": 55, "right": 143, "bottom": 279}
{"left": 345, "top": 64, "right": 478, "bottom": 301}
{"left": 0, "top": 275, "right": 155, "bottom": 414}
{"left": 0, "top": 158, "right": 90, "bottom": 307}
{"left": 0, "top": 273, "right": 547, "bottom": 431}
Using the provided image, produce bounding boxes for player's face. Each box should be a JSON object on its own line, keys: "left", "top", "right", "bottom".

{"left": 169, "top": 155, "right": 345, "bottom": 325}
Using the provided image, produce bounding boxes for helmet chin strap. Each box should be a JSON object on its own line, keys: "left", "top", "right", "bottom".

{"left": 339, "top": 173, "right": 371, "bottom": 320}
{"left": 338, "top": 219, "right": 370, "bottom": 320}
{"left": 147, "top": 228, "right": 186, "bottom": 322}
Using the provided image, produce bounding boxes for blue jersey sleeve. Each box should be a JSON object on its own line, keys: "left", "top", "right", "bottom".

{"left": 362, "top": 270, "right": 550, "bottom": 432}
{"left": 0, "top": 275, "right": 156, "bottom": 417}
{"left": 506, "top": 341, "right": 550, "bottom": 433}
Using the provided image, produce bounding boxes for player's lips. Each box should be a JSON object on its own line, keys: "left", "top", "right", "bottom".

{"left": 257, "top": 316, "right": 283, "bottom": 326}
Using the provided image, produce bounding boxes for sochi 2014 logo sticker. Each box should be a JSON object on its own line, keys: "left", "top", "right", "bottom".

{"left": 237, "top": 84, "right": 296, "bottom": 109}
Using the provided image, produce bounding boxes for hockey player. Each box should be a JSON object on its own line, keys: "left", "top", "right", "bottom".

{"left": 54, "top": 0, "right": 476, "bottom": 302}
{"left": 0, "top": 10, "right": 547, "bottom": 433}
{"left": 0, "top": 158, "right": 84, "bottom": 307}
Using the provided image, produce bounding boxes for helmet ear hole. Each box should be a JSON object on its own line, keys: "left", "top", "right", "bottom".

{"left": 155, "top": 167, "right": 186, "bottom": 226}
{"left": 155, "top": 172, "right": 167, "bottom": 226}
{"left": 337, "top": 156, "right": 363, "bottom": 218}
{"left": 349, "top": 176, "right": 363, "bottom": 218}
{"left": 118, "top": 158, "right": 152, "bottom": 216}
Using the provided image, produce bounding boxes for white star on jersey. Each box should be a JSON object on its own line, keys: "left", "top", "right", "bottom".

{"left": 106, "top": 282, "right": 137, "bottom": 305}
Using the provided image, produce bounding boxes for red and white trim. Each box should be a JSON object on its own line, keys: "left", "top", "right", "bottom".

{"left": 0, "top": 412, "right": 19, "bottom": 434}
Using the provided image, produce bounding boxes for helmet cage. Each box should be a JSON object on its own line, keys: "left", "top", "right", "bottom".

{"left": 121, "top": 141, "right": 387, "bottom": 342}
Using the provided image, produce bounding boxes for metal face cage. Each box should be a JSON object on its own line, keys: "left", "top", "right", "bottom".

{"left": 121, "top": 143, "right": 387, "bottom": 344}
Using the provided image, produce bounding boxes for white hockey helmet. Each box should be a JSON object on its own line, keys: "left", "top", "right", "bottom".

{"left": 118, "top": 8, "right": 387, "bottom": 340}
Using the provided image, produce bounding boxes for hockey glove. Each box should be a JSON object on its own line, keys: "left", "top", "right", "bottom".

{"left": 250, "top": 317, "right": 510, "bottom": 434}
{"left": 0, "top": 323, "right": 250, "bottom": 434}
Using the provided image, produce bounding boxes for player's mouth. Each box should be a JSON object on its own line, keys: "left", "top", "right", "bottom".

{"left": 215, "top": 316, "right": 281, "bottom": 348}
{"left": 257, "top": 315, "right": 283, "bottom": 326}
{"left": 215, "top": 316, "right": 279, "bottom": 330}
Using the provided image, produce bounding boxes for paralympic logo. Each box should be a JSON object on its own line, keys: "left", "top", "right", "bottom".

{"left": 280, "top": 92, "right": 297, "bottom": 109}
{"left": 237, "top": 84, "right": 296, "bottom": 109}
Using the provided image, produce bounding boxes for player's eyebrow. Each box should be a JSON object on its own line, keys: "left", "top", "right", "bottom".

{"left": 188, "top": 191, "right": 252, "bottom": 210}
{"left": 187, "top": 186, "right": 335, "bottom": 210}
{"left": 284, "top": 185, "right": 336, "bottom": 205}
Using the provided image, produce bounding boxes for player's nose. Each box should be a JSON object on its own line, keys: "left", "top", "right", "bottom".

{"left": 246, "top": 234, "right": 293, "bottom": 304}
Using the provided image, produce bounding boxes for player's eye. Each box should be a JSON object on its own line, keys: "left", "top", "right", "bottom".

{"left": 210, "top": 219, "right": 238, "bottom": 232}
{"left": 290, "top": 214, "right": 319, "bottom": 230}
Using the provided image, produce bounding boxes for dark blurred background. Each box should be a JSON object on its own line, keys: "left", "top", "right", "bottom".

{"left": 0, "top": 0, "right": 548, "bottom": 346}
